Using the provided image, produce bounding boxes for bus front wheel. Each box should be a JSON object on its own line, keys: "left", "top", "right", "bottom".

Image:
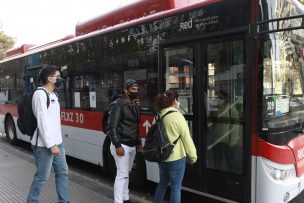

{"left": 5, "top": 116, "right": 18, "bottom": 145}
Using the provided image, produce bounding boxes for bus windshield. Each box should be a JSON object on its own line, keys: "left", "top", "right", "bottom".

{"left": 261, "top": 29, "right": 304, "bottom": 132}
{"left": 260, "top": 0, "right": 304, "bottom": 135}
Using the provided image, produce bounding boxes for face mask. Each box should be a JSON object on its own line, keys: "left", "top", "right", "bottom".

{"left": 176, "top": 101, "right": 180, "bottom": 109}
{"left": 54, "top": 78, "right": 64, "bottom": 88}
{"left": 127, "top": 91, "right": 138, "bottom": 100}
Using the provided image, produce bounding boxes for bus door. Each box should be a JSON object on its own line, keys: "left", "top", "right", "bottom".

{"left": 162, "top": 45, "right": 201, "bottom": 190}
{"left": 203, "top": 38, "right": 246, "bottom": 202}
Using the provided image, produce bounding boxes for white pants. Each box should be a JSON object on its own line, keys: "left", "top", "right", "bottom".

{"left": 110, "top": 144, "right": 136, "bottom": 203}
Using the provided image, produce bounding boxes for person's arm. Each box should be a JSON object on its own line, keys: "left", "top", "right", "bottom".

{"left": 135, "top": 104, "right": 143, "bottom": 147}
{"left": 177, "top": 114, "right": 197, "bottom": 164}
{"left": 32, "top": 90, "right": 56, "bottom": 148}
{"left": 107, "top": 101, "right": 123, "bottom": 148}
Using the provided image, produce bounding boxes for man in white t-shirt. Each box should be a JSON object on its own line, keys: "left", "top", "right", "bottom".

{"left": 27, "top": 65, "right": 69, "bottom": 203}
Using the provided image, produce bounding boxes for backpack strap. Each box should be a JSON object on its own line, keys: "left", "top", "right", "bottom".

{"left": 160, "top": 110, "right": 180, "bottom": 145}
{"left": 172, "top": 135, "right": 180, "bottom": 145}
{"left": 36, "top": 88, "right": 50, "bottom": 108}
{"left": 160, "top": 110, "right": 177, "bottom": 120}
{"left": 33, "top": 88, "right": 51, "bottom": 146}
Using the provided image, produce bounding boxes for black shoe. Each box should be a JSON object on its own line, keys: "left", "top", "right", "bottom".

{"left": 123, "top": 200, "right": 135, "bottom": 203}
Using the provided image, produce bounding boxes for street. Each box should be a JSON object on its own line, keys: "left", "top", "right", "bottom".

{"left": 0, "top": 134, "right": 303, "bottom": 203}
{"left": 0, "top": 134, "right": 222, "bottom": 203}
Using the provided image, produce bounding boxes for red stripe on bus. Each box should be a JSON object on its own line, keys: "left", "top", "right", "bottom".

{"left": 253, "top": 134, "right": 304, "bottom": 176}
{"left": 61, "top": 109, "right": 155, "bottom": 137}
{"left": 61, "top": 109, "right": 103, "bottom": 131}
{"left": 0, "top": 104, "right": 18, "bottom": 117}
{"left": 288, "top": 135, "right": 304, "bottom": 176}
{"left": 138, "top": 115, "right": 154, "bottom": 139}
{"left": 253, "top": 135, "right": 295, "bottom": 164}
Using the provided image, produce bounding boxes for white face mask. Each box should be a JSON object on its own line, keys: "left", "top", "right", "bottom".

{"left": 176, "top": 101, "right": 180, "bottom": 109}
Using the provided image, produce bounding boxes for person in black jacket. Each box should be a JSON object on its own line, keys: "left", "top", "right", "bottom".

{"left": 107, "top": 79, "right": 143, "bottom": 203}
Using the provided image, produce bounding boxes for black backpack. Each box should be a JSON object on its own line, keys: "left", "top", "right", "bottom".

{"left": 17, "top": 88, "right": 50, "bottom": 139}
{"left": 143, "top": 110, "right": 180, "bottom": 162}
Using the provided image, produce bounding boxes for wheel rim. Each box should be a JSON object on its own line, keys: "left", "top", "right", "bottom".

{"left": 7, "top": 120, "right": 15, "bottom": 140}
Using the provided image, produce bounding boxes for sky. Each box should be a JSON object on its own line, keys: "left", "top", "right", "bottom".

{"left": 0, "top": 0, "right": 136, "bottom": 48}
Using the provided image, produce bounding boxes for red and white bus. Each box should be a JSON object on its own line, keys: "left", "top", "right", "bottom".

{"left": 0, "top": 0, "right": 303, "bottom": 202}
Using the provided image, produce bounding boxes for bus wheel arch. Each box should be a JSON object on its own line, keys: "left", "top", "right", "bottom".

{"left": 5, "top": 114, "right": 18, "bottom": 145}
{"left": 103, "top": 137, "right": 146, "bottom": 189}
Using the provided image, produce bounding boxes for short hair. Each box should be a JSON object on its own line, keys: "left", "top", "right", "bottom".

{"left": 39, "top": 65, "right": 60, "bottom": 85}
{"left": 154, "top": 90, "right": 178, "bottom": 112}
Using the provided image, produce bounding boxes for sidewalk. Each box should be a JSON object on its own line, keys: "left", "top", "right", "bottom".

{"left": 0, "top": 136, "right": 150, "bottom": 203}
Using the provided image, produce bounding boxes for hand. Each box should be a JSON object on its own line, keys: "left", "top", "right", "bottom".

{"left": 134, "top": 98, "right": 141, "bottom": 105}
{"left": 116, "top": 147, "right": 125, "bottom": 156}
{"left": 187, "top": 157, "right": 197, "bottom": 165}
{"left": 136, "top": 145, "right": 143, "bottom": 153}
{"left": 51, "top": 145, "right": 60, "bottom": 156}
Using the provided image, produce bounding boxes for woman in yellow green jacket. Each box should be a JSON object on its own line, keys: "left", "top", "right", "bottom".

{"left": 153, "top": 90, "right": 197, "bottom": 203}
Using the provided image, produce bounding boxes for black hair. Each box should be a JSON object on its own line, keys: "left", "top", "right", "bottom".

{"left": 154, "top": 90, "right": 178, "bottom": 113}
{"left": 39, "top": 65, "right": 60, "bottom": 85}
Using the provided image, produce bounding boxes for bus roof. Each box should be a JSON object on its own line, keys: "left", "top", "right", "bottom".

{"left": 4, "top": 44, "right": 36, "bottom": 59}
{"left": 76, "top": 0, "right": 206, "bottom": 36}
{"left": 27, "top": 34, "right": 75, "bottom": 52}
{"left": 4, "top": 34, "right": 75, "bottom": 60}
{"left": 2, "top": 0, "right": 220, "bottom": 62}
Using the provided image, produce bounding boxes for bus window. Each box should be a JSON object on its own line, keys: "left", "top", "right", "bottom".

{"left": 0, "top": 60, "right": 24, "bottom": 104}
{"left": 122, "top": 51, "right": 158, "bottom": 111}
{"left": 206, "top": 39, "right": 245, "bottom": 174}
{"left": 164, "top": 46, "right": 193, "bottom": 115}
{"left": 261, "top": 32, "right": 304, "bottom": 139}
{"left": 99, "top": 54, "right": 123, "bottom": 111}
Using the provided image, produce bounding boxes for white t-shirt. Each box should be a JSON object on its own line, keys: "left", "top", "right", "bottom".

{"left": 31, "top": 87, "right": 62, "bottom": 148}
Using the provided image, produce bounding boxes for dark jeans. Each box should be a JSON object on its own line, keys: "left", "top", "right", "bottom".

{"left": 153, "top": 157, "right": 186, "bottom": 203}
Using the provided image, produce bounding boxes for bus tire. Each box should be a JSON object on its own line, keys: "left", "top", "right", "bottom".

{"left": 5, "top": 115, "right": 18, "bottom": 145}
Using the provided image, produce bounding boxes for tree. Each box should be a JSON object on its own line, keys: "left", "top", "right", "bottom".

{"left": 0, "top": 25, "right": 15, "bottom": 60}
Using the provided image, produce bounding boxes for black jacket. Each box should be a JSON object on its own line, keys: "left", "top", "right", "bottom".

{"left": 107, "top": 97, "right": 142, "bottom": 148}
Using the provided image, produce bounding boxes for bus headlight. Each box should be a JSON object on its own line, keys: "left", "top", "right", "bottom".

{"left": 263, "top": 158, "right": 296, "bottom": 181}
{"left": 270, "top": 168, "right": 291, "bottom": 180}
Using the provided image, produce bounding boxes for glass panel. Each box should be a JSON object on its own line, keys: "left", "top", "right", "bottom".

{"left": 164, "top": 46, "right": 194, "bottom": 115}
{"left": 206, "top": 40, "right": 245, "bottom": 174}
{"left": 261, "top": 28, "right": 304, "bottom": 132}
{"left": 0, "top": 60, "right": 25, "bottom": 104}
{"left": 122, "top": 50, "right": 158, "bottom": 111}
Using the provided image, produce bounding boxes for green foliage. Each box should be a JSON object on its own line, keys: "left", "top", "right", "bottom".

{"left": 0, "top": 25, "right": 15, "bottom": 60}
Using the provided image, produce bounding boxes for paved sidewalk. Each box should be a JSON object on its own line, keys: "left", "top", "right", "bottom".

{"left": 0, "top": 138, "right": 150, "bottom": 203}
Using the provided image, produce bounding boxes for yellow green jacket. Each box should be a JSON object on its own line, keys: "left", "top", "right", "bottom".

{"left": 159, "top": 107, "right": 197, "bottom": 163}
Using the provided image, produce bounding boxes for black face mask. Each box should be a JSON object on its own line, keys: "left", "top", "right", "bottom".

{"left": 127, "top": 91, "right": 138, "bottom": 100}
{"left": 55, "top": 78, "right": 64, "bottom": 88}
